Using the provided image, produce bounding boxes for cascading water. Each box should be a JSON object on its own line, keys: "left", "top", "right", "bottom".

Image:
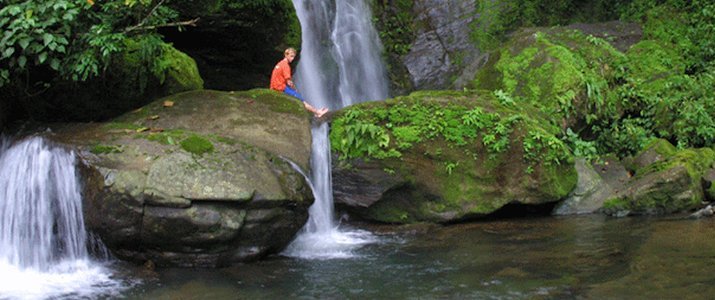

{"left": 283, "top": 0, "right": 389, "bottom": 259}
{"left": 0, "top": 136, "right": 125, "bottom": 299}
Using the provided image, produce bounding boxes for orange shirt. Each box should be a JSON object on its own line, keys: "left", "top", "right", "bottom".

{"left": 270, "top": 58, "right": 292, "bottom": 91}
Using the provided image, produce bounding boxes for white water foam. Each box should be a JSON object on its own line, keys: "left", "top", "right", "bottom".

{"left": 0, "top": 136, "right": 127, "bottom": 299}
{"left": 0, "top": 260, "right": 125, "bottom": 300}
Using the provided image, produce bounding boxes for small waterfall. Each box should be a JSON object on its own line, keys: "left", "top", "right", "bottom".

{"left": 283, "top": 0, "right": 388, "bottom": 259}
{"left": 0, "top": 136, "right": 124, "bottom": 299}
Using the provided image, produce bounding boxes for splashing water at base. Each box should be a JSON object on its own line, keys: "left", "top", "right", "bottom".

{"left": 0, "top": 136, "right": 128, "bottom": 299}
{"left": 0, "top": 260, "right": 125, "bottom": 300}
{"left": 282, "top": 124, "right": 378, "bottom": 259}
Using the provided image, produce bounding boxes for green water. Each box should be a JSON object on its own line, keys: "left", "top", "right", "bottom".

{"left": 124, "top": 215, "right": 715, "bottom": 299}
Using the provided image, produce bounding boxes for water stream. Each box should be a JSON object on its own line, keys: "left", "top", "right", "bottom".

{"left": 0, "top": 137, "right": 126, "bottom": 299}
{"left": 282, "top": 0, "right": 389, "bottom": 259}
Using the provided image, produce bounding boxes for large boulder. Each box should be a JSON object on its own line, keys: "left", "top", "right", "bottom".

{"left": 53, "top": 89, "right": 313, "bottom": 267}
{"left": 602, "top": 139, "right": 715, "bottom": 216}
{"left": 330, "top": 90, "right": 577, "bottom": 223}
{"left": 470, "top": 25, "right": 627, "bottom": 132}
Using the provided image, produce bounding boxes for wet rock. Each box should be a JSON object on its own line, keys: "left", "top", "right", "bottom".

{"left": 553, "top": 157, "right": 630, "bottom": 215}
{"left": 58, "top": 89, "right": 314, "bottom": 267}
{"left": 690, "top": 204, "right": 715, "bottom": 219}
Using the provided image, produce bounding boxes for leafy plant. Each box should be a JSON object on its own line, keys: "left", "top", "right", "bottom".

{"left": 0, "top": 0, "right": 185, "bottom": 90}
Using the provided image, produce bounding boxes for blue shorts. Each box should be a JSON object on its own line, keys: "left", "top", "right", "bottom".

{"left": 284, "top": 86, "right": 304, "bottom": 102}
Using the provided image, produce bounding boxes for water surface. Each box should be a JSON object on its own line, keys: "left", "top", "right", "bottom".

{"left": 124, "top": 215, "right": 715, "bottom": 299}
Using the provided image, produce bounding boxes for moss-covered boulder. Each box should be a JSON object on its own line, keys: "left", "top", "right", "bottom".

{"left": 470, "top": 26, "right": 626, "bottom": 131}
{"left": 107, "top": 38, "right": 204, "bottom": 108}
{"left": 602, "top": 139, "right": 715, "bottom": 216}
{"left": 330, "top": 90, "right": 577, "bottom": 223}
{"left": 53, "top": 89, "right": 313, "bottom": 267}
{"left": 623, "top": 139, "right": 677, "bottom": 174}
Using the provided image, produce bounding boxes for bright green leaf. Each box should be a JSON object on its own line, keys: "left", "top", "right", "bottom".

{"left": 38, "top": 52, "right": 47, "bottom": 64}
{"left": 42, "top": 33, "right": 53, "bottom": 46}
{"left": 2, "top": 47, "right": 14, "bottom": 58}
{"left": 18, "top": 38, "right": 31, "bottom": 49}
{"left": 50, "top": 58, "right": 60, "bottom": 70}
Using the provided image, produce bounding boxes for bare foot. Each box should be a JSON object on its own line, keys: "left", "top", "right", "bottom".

{"left": 314, "top": 107, "right": 328, "bottom": 118}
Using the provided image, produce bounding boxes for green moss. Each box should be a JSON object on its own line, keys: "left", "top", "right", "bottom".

{"left": 624, "top": 40, "right": 686, "bottom": 82}
{"left": 644, "top": 138, "right": 677, "bottom": 156}
{"left": 180, "top": 135, "right": 214, "bottom": 155}
{"left": 157, "top": 44, "right": 204, "bottom": 94}
{"left": 90, "top": 144, "right": 123, "bottom": 154}
{"left": 640, "top": 148, "right": 715, "bottom": 180}
{"left": 641, "top": 6, "right": 694, "bottom": 56}
{"left": 602, "top": 197, "right": 629, "bottom": 211}
{"left": 476, "top": 29, "right": 622, "bottom": 128}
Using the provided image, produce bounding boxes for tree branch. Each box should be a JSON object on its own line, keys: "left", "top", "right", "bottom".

{"left": 124, "top": 18, "right": 200, "bottom": 33}
{"left": 124, "top": 0, "right": 167, "bottom": 33}
{"left": 123, "top": 0, "right": 199, "bottom": 33}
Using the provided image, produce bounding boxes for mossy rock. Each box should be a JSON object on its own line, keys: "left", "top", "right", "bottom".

{"left": 113, "top": 38, "right": 204, "bottom": 107}
{"left": 331, "top": 90, "right": 577, "bottom": 223}
{"left": 471, "top": 27, "right": 625, "bottom": 131}
{"left": 159, "top": 44, "right": 204, "bottom": 95}
{"left": 180, "top": 135, "right": 214, "bottom": 155}
{"left": 624, "top": 138, "right": 677, "bottom": 174}
{"left": 51, "top": 89, "right": 314, "bottom": 266}
{"left": 603, "top": 146, "right": 715, "bottom": 216}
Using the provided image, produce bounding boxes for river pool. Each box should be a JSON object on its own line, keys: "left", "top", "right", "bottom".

{"left": 115, "top": 214, "right": 715, "bottom": 299}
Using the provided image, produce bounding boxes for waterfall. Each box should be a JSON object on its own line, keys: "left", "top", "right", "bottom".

{"left": 0, "top": 136, "right": 124, "bottom": 299}
{"left": 283, "top": 0, "right": 389, "bottom": 259}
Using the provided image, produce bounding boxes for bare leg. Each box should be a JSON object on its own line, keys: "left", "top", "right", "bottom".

{"left": 303, "top": 102, "right": 329, "bottom": 118}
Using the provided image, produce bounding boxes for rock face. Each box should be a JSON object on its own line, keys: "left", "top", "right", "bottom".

{"left": 555, "top": 139, "right": 715, "bottom": 217}
{"left": 55, "top": 89, "right": 313, "bottom": 267}
{"left": 330, "top": 91, "right": 577, "bottom": 223}
{"left": 402, "top": 0, "right": 481, "bottom": 90}
{"left": 553, "top": 157, "right": 630, "bottom": 215}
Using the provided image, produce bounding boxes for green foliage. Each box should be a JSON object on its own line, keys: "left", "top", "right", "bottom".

{"left": 469, "top": 0, "right": 624, "bottom": 50}
{"left": 0, "top": 0, "right": 179, "bottom": 88}
{"left": 621, "top": 0, "right": 715, "bottom": 71}
{"left": 0, "top": 0, "right": 81, "bottom": 84}
{"left": 523, "top": 128, "right": 571, "bottom": 169}
{"left": 331, "top": 93, "right": 569, "bottom": 174}
{"left": 563, "top": 128, "right": 598, "bottom": 160}
{"left": 372, "top": 0, "right": 414, "bottom": 56}
{"left": 594, "top": 118, "right": 652, "bottom": 157}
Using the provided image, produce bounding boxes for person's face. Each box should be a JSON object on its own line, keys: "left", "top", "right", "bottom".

{"left": 285, "top": 52, "right": 296, "bottom": 63}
